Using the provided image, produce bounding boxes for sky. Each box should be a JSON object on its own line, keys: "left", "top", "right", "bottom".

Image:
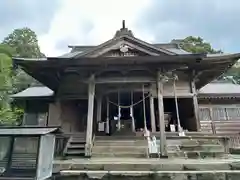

{"left": 1, "top": 0, "right": 240, "bottom": 56}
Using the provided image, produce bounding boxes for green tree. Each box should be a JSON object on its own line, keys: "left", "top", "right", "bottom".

{"left": 177, "top": 36, "right": 222, "bottom": 54}
{"left": 3, "top": 28, "right": 44, "bottom": 93}
{"left": 3, "top": 27, "right": 44, "bottom": 58}
{"left": 0, "top": 27, "right": 45, "bottom": 125}
{"left": 0, "top": 44, "right": 16, "bottom": 57}
{"left": 0, "top": 45, "right": 21, "bottom": 125}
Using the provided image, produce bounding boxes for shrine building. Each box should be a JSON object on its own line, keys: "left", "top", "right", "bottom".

{"left": 12, "top": 21, "right": 240, "bottom": 158}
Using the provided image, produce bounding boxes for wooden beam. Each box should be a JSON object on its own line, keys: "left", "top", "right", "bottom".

{"left": 83, "top": 77, "right": 156, "bottom": 84}
{"left": 85, "top": 75, "right": 95, "bottom": 157}
{"left": 103, "top": 87, "right": 151, "bottom": 94}
{"left": 150, "top": 94, "right": 156, "bottom": 132}
{"left": 55, "top": 95, "right": 88, "bottom": 100}
{"left": 157, "top": 71, "right": 167, "bottom": 157}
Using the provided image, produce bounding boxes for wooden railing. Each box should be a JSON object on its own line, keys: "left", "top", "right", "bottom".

{"left": 54, "top": 134, "right": 69, "bottom": 158}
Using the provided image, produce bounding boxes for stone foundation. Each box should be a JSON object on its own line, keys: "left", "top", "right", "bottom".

{"left": 53, "top": 158, "right": 240, "bottom": 180}
{"left": 53, "top": 172, "right": 240, "bottom": 180}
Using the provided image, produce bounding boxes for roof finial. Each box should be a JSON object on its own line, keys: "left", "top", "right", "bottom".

{"left": 114, "top": 20, "right": 134, "bottom": 37}
{"left": 122, "top": 20, "right": 126, "bottom": 29}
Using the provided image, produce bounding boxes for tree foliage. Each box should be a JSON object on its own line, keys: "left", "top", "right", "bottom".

{"left": 0, "top": 45, "right": 20, "bottom": 125}
{"left": 3, "top": 27, "right": 44, "bottom": 58}
{"left": 179, "top": 36, "right": 222, "bottom": 54}
{"left": 3, "top": 28, "right": 44, "bottom": 93}
{"left": 0, "top": 27, "right": 44, "bottom": 125}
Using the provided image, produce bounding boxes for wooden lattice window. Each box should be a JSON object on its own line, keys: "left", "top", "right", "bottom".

{"left": 226, "top": 107, "right": 240, "bottom": 120}
{"left": 212, "top": 107, "right": 227, "bottom": 120}
{"left": 199, "top": 107, "right": 211, "bottom": 121}
{"left": 23, "top": 112, "right": 48, "bottom": 126}
{"left": 200, "top": 105, "right": 240, "bottom": 121}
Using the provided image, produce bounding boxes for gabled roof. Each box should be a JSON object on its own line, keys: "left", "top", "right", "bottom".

{"left": 61, "top": 24, "right": 191, "bottom": 58}
{"left": 13, "top": 21, "right": 240, "bottom": 90}
{"left": 67, "top": 43, "right": 191, "bottom": 58}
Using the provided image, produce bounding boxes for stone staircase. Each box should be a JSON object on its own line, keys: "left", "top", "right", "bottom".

{"left": 64, "top": 133, "right": 86, "bottom": 157}
{"left": 167, "top": 137, "right": 227, "bottom": 159}
{"left": 92, "top": 136, "right": 148, "bottom": 158}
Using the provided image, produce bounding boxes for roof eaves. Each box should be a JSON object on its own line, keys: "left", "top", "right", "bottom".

{"left": 0, "top": 127, "right": 61, "bottom": 135}
{"left": 11, "top": 86, "right": 54, "bottom": 98}
{"left": 204, "top": 53, "right": 240, "bottom": 61}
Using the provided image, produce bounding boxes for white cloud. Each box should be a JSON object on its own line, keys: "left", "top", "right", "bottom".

{"left": 39, "top": 0, "right": 152, "bottom": 56}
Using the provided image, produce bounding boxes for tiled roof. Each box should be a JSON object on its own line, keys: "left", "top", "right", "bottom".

{"left": 198, "top": 83, "right": 240, "bottom": 96}
{"left": 11, "top": 86, "right": 53, "bottom": 98}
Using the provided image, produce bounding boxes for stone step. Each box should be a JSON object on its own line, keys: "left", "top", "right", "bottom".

{"left": 65, "top": 149, "right": 85, "bottom": 155}
{"left": 186, "top": 151, "right": 226, "bottom": 159}
{"left": 92, "top": 146, "right": 147, "bottom": 153}
{"left": 71, "top": 138, "right": 86, "bottom": 143}
{"left": 95, "top": 136, "right": 144, "bottom": 140}
{"left": 94, "top": 140, "right": 147, "bottom": 146}
{"left": 92, "top": 138, "right": 147, "bottom": 158}
{"left": 167, "top": 153, "right": 186, "bottom": 158}
{"left": 230, "top": 148, "right": 240, "bottom": 154}
{"left": 68, "top": 144, "right": 85, "bottom": 149}
{"left": 69, "top": 141, "right": 85, "bottom": 145}
{"left": 59, "top": 170, "right": 240, "bottom": 180}
{"left": 167, "top": 139, "right": 222, "bottom": 146}
{"left": 179, "top": 144, "right": 225, "bottom": 152}
{"left": 64, "top": 135, "right": 86, "bottom": 157}
{"left": 167, "top": 145, "right": 225, "bottom": 155}
{"left": 92, "top": 152, "right": 146, "bottom": 158}
{"left": 167, "top": 151, "right": 226, "bottom": 159}
{"left": 54, "top": 158, "right": 239, "bottom": 172}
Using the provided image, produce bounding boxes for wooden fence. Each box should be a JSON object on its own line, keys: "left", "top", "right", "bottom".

{"left": 54, "top": 134, "right": 69, "bottom": 158}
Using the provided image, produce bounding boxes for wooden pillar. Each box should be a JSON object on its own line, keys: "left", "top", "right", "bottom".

{"left": 190, "top": 74, "right": 200, "bottom": 131}
{"left": 157, "top": 71, "right": 167, "bottom": 157}
{"left": 117, "top": 91, "right": 121, "bottom": 131}
{"left": 130, "top": 91, "right": 135, "bottom": 132}
{"left": 96, "top": 95, "right": 102, "bottom": 123}
{"left": 173, "top": 76, "right": 182, "bottom": 132}
{"left": 150, "top": 94, "right": 156, "bottom": 132}
{"left": 142, "top": 85, "right": 147, "bottom": 130}
{"left": 106, "top": 96, "right": 110, "bottom": 134}
{"left": 85, "top": 75, "right": 95, "bottom": 157}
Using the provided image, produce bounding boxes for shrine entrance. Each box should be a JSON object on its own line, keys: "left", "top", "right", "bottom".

{"left": 163, "top": 98, "right": 196, "bottom": 132}
{"left": 100, "top": 89, "right": 151, "bottom": 136}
